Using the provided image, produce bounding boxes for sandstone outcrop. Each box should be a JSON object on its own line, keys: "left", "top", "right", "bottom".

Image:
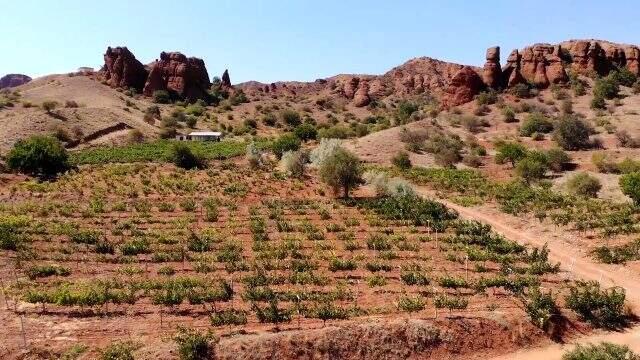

{"left": 143, "top": 52, "right": 211, "bottom": 101}
{"left": 221, "top": 69, "right": 232, "bottom": 88}
{"left": 353, "top": 81, "right": 371, "bottom": 107}
{"left": 482, "top": 46, "right": 502, "bottom": 89}
{"left": 443, "top": 66, "right": 485, "bottom": 107}
{"left": 100, "top": 47, "right": 148, "bottom": 91}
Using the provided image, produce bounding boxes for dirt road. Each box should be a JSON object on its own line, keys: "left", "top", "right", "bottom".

{"left": 414, "top": 188, "right": 640, "bottom": 359}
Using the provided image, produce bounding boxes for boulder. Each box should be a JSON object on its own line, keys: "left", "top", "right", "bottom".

{"left": 353, "top": 81, "right": 371, "bottom": 107}
{"left": 0, "top": 74, "right": 31, "bottom": 89}
{"left": 368, "top": 79, "right": 386, "bottom": 97}
{"left": 143, "top": 52, "right": 211, "bottom": 101}
{"left": 482, "top": 46, "right": 502, "bottom": 89}
{"left": 101, "top": 46, "right": 148, "bottom": 91}
{"left": 443, "top": 66, "right": 485, "bottom": 107}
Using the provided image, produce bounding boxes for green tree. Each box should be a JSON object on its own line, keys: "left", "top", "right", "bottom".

{"left": 272, "top": 133, "right": 301, "bottom": 159}
{"left": 620, "top": 172, "right": 640, "bottom": 205}
{"left": 280, "top": 109, "right": 301, "bottom": 127}
{"left": 553, "top": 116, "right": 592, "bottom": 150}
{"left": 495, "top": 142, "right": 527, "bottom": 167}
{"left": 520, "top": 112, "right": 554, "bottom": 137}
{"left": 6, "top": 136, "right": 70, "bottom": 178}
{"left": 319, "top": 148, "right": 364, "bottom": 198}
{"left": 173, "top": 327, "right": 216, "bottom": 360}
{"left": 293, "top": 123, "right": 317, "bottom": 141}
{"left": 172, "top": 143, "right": 204, "bottom": 169}
{"left": 567, "top": 172, "right": 601, "bottom": 198}
{"left": 516, "top": 152, "right": 549, "bottom": 184}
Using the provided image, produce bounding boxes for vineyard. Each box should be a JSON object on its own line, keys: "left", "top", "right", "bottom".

{"left": 403, "top": 167, "right": 640, "bottom": 257}
{"left": 0, "top": 161, "right": 625, "bottom": 357}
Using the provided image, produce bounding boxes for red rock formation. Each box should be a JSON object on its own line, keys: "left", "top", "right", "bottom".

{"left": 502, "top": 50, "right": 526, "bottom": 87}
{"left": 482, "top": 46, "right": 502, "bottom": 89}
{"left": 545, "top": 45, "right": 568, "bottom": 84}
{"left": 626, "top": 46, "right": 640, "bottom": 76}
{"left": 353, "top": 81, "right": 371, "bottom": 107}
{"left": 368, "top": 79, "right": 386, "bottom": 97}
{"left": 100, "top": 46, "right": 148, "bottom": 91}
{"left": 0, "top": 74, "right": 31, "bottom": 89}
{"left": 221, "top": 69, "right": 232, "bottom": 88}
{"left": 143, "top": 52, "right": 211, "bottom": 101}
{"left": 443, "top": 66, "right": 485, "bottom": 107}
{"left": 342, "top": 77, "right": 360, "bottom": 99}
{"left": 570, "top": 41, "right": 607, "bottom": 75}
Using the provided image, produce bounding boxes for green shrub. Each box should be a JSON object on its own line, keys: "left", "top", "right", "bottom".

{"left": 591, "top": 95, "right": 606, "bottom": 110}
{"left": 280, "top": 150, "right": 307, "bottom": 178}
{"left": 272, "top": 133, "right": 301, "bottom": 159}
{"left": 397, "top": 295, "right": 426, "bottom": 313}
{"left": 515, "top": 154, "right": 548, "bottom": 183}
{"left": 172, "top": 143, "right": 204, "bottom": 169}
{"left": 7, "top": 136, "right": 70, "bottom": 178}
{"left": 546, "top": 148, "right": 571, "bottom": 172}
{"left": 476, "top": 90, "right": 498, "bottom": 105}
{"left": 553, "top": 116, "right": 593, "bottom": 150}
{"left": 173, "top": 327, "right": 216, "bottom": 360}
{"left": 567, "top": 172, "right": 601, "bottom": 198}
{"left": 280, "top": 109, "right": 301, "bottom": 127}
{"left": 495, "top": 142, "right": 527, "bottom": 167}
{"left": 511, "top": 83, "right": 531, "bottom": 98}
{"left": 101, "top": 341, "right": 137, "bottom": 360}
{"left": 26, "top": 264, "right": 71, "bottom": 279}
{"left": 520, "top": 113, "right": 553, "bottom": 137}
{"left": 620, "top": 172, "right": 640, "bottom": 205}
{"left": 523, "top": 287, "right": 559, "bottom": 329}
{"left": 210, "top": 309, "right": 247, "bottom": 326}
{"left": 319, "top": 148, "right": 363, "bottom": 198}
{"left": 563, "top": 342, "right": 640, "bottom": 360}
{"left": 610, "top": 68, "right": 638, "bottom": 87}
{"left": 153, "top": 90, "right": 171, "bottom": 104}
{"left": 293, "top": 123, "right": 317, "bottom": 141}
{"left": 391, "top": 151, "right": 412, "bottom": 170}
{"left": 395, "top": 101, "right": 419, "bottom": 124}
{"left": 502, "top": 107, "right": 517, "bottom": 123}
{"left": 565, "top": 281, "right": 627, "bottom": 328}
{"left": 594, "top": 76, "right": 620, "bottom": 100}
{"left": 42, "top": 100, "right": 59, "bottom": 113}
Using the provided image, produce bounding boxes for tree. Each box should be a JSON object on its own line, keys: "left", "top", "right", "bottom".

{"left": 567, "top": 172, "right": 601, "bottom": 198}
{"left": 172, "top": 143, "right": 204, "bottom": 169}
{"left": 620, "top": 172, "right": 640, "bottom": 205}
{"left": 319, "top": 148, "right": 364, "bottom": 198}
{"left": 6, "top": 136, "right": 70, "bottom": 178}
{"left": 520, "top": 112, "right": 553, "bottom": 137}
{"left": 546, "top": 148, "right": 571, "bottom": 172}
{"left": 516, "top": 152, "right": 549, "bottom": 184}
{"left": 280, "top": 150, "right": 307, "bottom": 178}
{"left": 391, "top": 151, "right": 412, "bottom": 170}
{"left": 272, "top": 133, "right": 301, "bottom": 159}
{"left": 293, "top": 123, "right": 317, "bottom": 141}
{"left": 280, "top": 109, "right": 301, "bottom": 127}
{"left": 495, "top": 142, "right": 527, "bottom": 167}
{"left": 553, "top": 116, "right": 592, "bottom": 150}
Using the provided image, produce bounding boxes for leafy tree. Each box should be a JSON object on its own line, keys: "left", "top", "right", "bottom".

{"left": 620, "top": 172, "right": 640, "bottom": 205}
{"left": 495, "top": 142, "right": 527, "bottom": 167}
{"left": 6, "top": 135, "right": 70, "bottom": 178}
{"left": 280, "top": 109, "right": 301, "bottom": 127}
{"left": 546, "top": 148, "right": 571, "bottom": 172}
{"left": 553, "top": 116, "right": 592, "bottom": 150}
{"left": 172, "top": 143, "right": 204, "bottom": 169}
{"left": 567, "top": 172, "right": 601, "bottom": 198}
{"left": 272, "top": 133, "right": 301, "bottom": 159}
{"left": 520, "top": 112, "right": 554, "bottom": 137}
{"left": 293, "top": 123, "right": 317, "bottom": 141}
{"left": 391, "top": 151, "right": 412, "bottom": 170}
{"left": 591, "top": 94, "right": 606, "bottom": 110}
{"left": 516, "top": 153, "right": 548, "bottom": 184}
{"left": 594, "top": 75, "right": 620, "bottom": 99}
{"left": 610, "top": 68, "right": 638, "bottom": 87}
{"left": 319, "top": 148, "right": 363, "bottom": 198}
{"left": 563, "top": 342, "right": 640, "bottom": 360}
{"left": 395, "top": 101, "right": 419, "bottom": 124}
{"left": 280, "top": 150, "right": 307, "bottom": 178}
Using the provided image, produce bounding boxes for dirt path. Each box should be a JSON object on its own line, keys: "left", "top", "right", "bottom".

{"left": 414, "top": 187, "right": 640, "bottom": 359}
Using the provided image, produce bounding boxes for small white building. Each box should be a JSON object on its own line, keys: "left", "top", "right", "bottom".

{"left": 175, "top": 131, "right": 223, "bottom": 142}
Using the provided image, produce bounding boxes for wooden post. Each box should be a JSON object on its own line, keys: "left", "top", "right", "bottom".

{"left": 19, "top": 315, "right": 27, "bottom": 348}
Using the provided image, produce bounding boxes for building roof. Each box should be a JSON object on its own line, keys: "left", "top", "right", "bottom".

{"left": 188, "top": 131, "right": 222, "bottom": 137}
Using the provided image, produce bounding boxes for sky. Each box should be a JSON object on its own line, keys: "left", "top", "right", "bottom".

{"left": 1, "top": 0, "right": 639, "bottom": 84}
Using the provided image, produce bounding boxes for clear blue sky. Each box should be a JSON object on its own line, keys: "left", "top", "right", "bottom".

{"left": 1, "top": 0, "right": 638, "bottom": 83}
